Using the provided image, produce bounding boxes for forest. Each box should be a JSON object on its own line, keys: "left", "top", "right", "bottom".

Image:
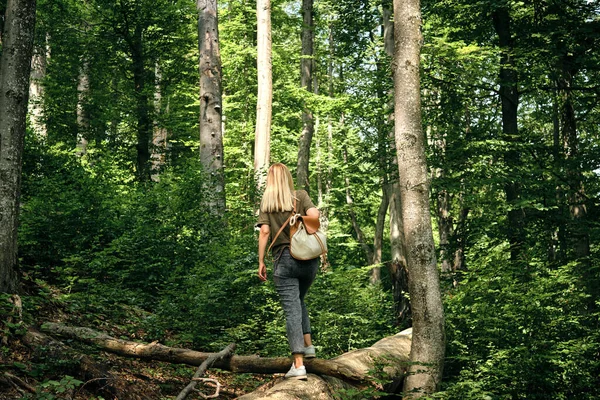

{"left": 0, "top": 0, "right": 599, "bottom": 398}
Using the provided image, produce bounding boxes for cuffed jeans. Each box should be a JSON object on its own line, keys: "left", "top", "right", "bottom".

{"left": 273, "top": 248, "right": 319, "bottom": 354}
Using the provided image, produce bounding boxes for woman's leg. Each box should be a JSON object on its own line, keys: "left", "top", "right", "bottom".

{"left": 274, "top": 252, "right": 306, "bottom": 360}
{"left": 298, "top": 258, "right": 319, "bottom": 339}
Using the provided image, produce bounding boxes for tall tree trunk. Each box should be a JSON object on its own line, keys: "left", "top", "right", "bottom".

{"left": 76, "top": 59, "right": 90, "bottom": 156}
{"left": 198, "top": 0, "right": 226, "bottom": 213}
{"left": 151, "top": 62, "right": 168, "bottom": 182}
{"left": 254, "top": 0, "right": 272, "bottom": 190}
{"left": 393, "top": 0, "right": 445, "bottom": 395}
{"left": 557, "top": 64, "right": 589, "bottom": 261}
{"left": 28, "top": 37, "right": 47, "bottom": 136}
{"left": 296, "top": 0, "right": 314, "bottom": 192}
{"left": 492, "top": 7, "right": 523, "bottom": 263}
{"left": 0, "top": 0, "right": 36, "bottom": 293}
{"left": 384, "top": 0, "right": 410, "bottom": 323}
{"left": 131, "top": 26, "right": 151, "bottom": 182}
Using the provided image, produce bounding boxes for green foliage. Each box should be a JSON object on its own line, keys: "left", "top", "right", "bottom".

{"left": 437, "top": 251, "right": 600, "bottom": 399}
{"left": 21, "top": 376, "right": 84, "bottom": 400}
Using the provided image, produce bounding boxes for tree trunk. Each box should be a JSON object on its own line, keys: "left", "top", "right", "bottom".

{"left": 28, "top": 36, "right": 47, "bottom": 136}
{"left": 393, "top": 0, "right": 445, "bottom": 395}
{"left": 198, "top": 0, "right": 226, "bottom": 212}
{"left": 370, "top": 183, "right": 389, "bottom": 283}
{"left": 296, "top": 0, "right": 314, "bottom": 193}
{"left": 383, "top": 0, "right": 410, "bottom": 320}
{"left": 0, "top": 0, "right": 36, "bottom": 294}
{"left": 131, "top": 26, "right": 152, "bottom": 182}
{"left": 557, "top": 65, "right": 589, "bottom": 261}
{"left": 76, "top": 59, "right": 90, "bottom": 156}
{"left": 151, "top": 62, "right": 168, "bottom": 182}
{"left": 254, "top": 0, "right": 272, "bottom": 190}
{"left": 492, "top": 7, "right": 523, "bottom": 263}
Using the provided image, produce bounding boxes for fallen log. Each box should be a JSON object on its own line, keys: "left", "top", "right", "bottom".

{"left": 238, "top": 329, "right": 412, "bottom": 399}
{"left": 21, "top": 327, "right": 145, "bottom": 400}
{"left": 41, "top": 322, "right": 384, "bottom": 382}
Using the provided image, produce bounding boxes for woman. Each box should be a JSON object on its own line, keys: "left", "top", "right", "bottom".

{"left": 256, "top": 163, "right": 320, "bottom": 380}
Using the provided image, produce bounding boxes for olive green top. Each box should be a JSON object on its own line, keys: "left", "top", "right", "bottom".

{"left": 256, "top": 190, "right": 316, "bottom": 256}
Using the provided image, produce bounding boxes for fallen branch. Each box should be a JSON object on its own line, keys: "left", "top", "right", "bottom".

{"left": 176, "top": 343, "right": 236, "bottom": 400}
{"left": 1, "top": 372, "right": 37, "bottom": 395}
{"left": 41, "top": 322, "right": 372, "bottom": 382}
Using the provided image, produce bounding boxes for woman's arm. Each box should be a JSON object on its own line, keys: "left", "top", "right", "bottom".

{"left": 306, "top": 207, "right": 320, "bottom": 218}
{"left": 258, "top": 224, "right": 270, "bottom": 281}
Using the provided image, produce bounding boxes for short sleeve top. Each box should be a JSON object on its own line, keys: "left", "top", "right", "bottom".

{"left": 256, "top": 190, "right": 317, "bottom": 256}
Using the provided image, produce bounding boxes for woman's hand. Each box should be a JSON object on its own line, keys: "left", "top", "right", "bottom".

{"left": 258, "top": 262, "right": 267, "bottom": 281}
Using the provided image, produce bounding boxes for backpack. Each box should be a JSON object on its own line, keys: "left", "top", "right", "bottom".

{"left": 268, "top": 195, "right": 327, "bottom": 260}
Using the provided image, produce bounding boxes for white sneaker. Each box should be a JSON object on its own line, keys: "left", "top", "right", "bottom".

{"left": 304, "top": 345, "right": 316, "bottom": 358}
{"left": 284, "top": 363, "right": 307, "bottom": 380}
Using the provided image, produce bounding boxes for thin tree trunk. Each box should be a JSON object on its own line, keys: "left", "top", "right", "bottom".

{"left": 296, "top": 0, "right": 314, "bottom": 192}
{"left": 0, "top": 0, "right": 36, "bottom": 294}
{"left": 28, "top": 37, "right": 47, "bottom": 136}
{"left": 198, "top": 0, "right": 226, "bottom": 212}
{"left": 151, "top": 62, "right": 168, "bottom": 181}
{"left": 557, "top": 66, "right": 589, "bottom": 261}
{"left": 393, "top": 0, "right": 445, "bottom": 395}
{"left": 492, "top": 7, "right": 523, "bottom": 263}
{"left": 76, "top": 60, "right": 90, "bottom": 156}
{"left": 131, "top": 26, "right": 152, "bottom": 182}
{"left": 254, "top": 0, "right": 272, "bottom": 190}
{"left": 370, "top": 183, "right": 389, "bottom": 283}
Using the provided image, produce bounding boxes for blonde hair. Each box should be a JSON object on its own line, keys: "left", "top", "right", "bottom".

{"left": 260, "top": 163, "right": 295, "bottom": 213}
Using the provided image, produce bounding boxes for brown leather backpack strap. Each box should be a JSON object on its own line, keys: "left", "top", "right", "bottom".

{"left": 266, "top": 192, "right": 298, "bottom": 254}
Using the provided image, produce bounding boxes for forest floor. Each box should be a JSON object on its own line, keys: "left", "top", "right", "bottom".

{"left": 0, "top": 279, "right": 278, "bottom": 399}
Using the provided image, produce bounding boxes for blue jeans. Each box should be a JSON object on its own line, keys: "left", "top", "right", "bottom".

{"left": 273, "top": 248, "right": 319, "bottom": 354}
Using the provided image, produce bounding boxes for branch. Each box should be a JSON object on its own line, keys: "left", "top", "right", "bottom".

{"left": 176, "top": 343, "right": 236, "bottom": 400}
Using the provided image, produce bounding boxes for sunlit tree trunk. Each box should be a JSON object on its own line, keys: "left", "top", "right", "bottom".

{"left": 28, "top": 36, "right": 47, "bottom": 137}
{"left": 254, "top": 0, "right": 272, "bottom": 190}
{"left": 0, "top": 0, "right": 36, "bottom": 293}
{"left": 198, "top": 0, "right": 226, "bottom": 213}
{"left": 393, "top": 0, "right": 445, "bottom": 395}
{"left": 492, "top": 7, "right": 523, "bottom": 263}
{"left": 384, "top": 0, "right": 410, "bottom": 322}
{"left": 151, "top": 62, "right": 168, "bottom": 182}
{"left": 296, "top": 0, "right": 314, "bottom": 192}
{"left": 76, "top": 59, "right": 90, "bottom": 156}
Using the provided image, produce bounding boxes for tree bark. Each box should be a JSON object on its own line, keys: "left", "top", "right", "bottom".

{"left": 296, "top": 0, "right": 314, "bottom": 193}
{"left": 492, "top": 7, "right": 523, "bottom": 263}
{"left": 0, "top": 0, "right": 36, "bottom": 294}
{"left": 198, "top": 0, "right": 226, "bottom": 213}
{"left": 254, "top": 0, "right": 272, "bottom": 190}
{"left": 393, "top": 0, "right": 445, "bottom": 396}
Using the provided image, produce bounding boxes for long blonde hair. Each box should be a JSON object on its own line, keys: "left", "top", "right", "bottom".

{"left": 260, "top": 163, "right": 295, "bottom": 212}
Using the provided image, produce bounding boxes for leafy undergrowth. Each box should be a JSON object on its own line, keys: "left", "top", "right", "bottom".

{"left": 0, "top": 277, "right": 275, "bottom": 400}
